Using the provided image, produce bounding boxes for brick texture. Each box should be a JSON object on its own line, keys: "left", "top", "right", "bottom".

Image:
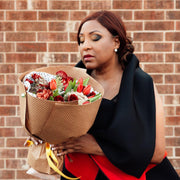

{"left": 0, "top": 1, "right": 14, "bottom": 10}
{"left": 6, "top": 11, "right": 37, "bottom": 20}
{"left": 134, "top": 11, "right": 164, "bottom": 20}
{"left": 17, "top": 22, "right": 47, "bottom": 31}
{"left": 50, "top": 1, "right": 79, "bottom": 10}
{"left": 0, "top": 0, "right": 180, "bottom": 179}
{"left": 144, "top": 0, "right": 174, "bottom": 9}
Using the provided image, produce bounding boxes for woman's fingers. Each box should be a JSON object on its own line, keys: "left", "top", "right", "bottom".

{"left": 52, "top": 143, "right": 81, "bottom": 153}
{"left": 57, "top": 148, "right": 74, "bottom": 156}
{"left": 31, "top": 136, "right": 44, "bottom": 145}
{"left": 51, "top": 145, "right": 63, "bottom": 151}
{"left": 24, "top": 136, "right": 32, "bottom": 146}
{"left": 51, "top": 137, "right": 80, "bottom": 150}
{"left": 51, "top": 134, "right": 104, "bottom": 156}
{"left": 24, "top": 136, "right": 44, "bottom": 146}
{"left": 51, "top": 138, "right": 82, "bottom": 156}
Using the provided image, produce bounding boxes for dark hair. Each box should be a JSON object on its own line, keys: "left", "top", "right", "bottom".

{"left": 77, "top": 11, "right": 134, "bottom": 69}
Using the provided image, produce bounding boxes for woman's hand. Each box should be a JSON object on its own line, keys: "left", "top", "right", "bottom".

{"left": 51, "top": 134, "right": 104, "bottom": 156}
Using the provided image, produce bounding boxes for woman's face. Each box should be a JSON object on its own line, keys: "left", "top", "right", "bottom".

{"left": 79, "top": 20, "right": 119, "bottom": 70}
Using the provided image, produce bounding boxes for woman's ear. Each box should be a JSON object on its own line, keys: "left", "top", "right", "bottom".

{"left": 113, "top": 36, "right": 120, "bottom": 49}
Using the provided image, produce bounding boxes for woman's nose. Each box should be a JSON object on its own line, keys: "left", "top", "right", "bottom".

{"left": 82, "top": 40, "right": 92, "bottom": 50}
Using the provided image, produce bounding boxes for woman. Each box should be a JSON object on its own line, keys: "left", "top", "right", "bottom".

{"left": 52, "top": 11, "right": 179, "bottom": 180}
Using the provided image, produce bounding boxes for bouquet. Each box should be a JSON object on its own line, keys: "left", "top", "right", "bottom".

{"left": 19, "top": 66, "right": 104, "bottom": 179}
{"left": 18, "top": 65, "right": 104, "bottom": 144}
{"left": 23, "top": 70, "right": 101, "bottom": 105}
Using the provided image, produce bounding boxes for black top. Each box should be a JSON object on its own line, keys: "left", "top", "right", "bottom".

{"left": 88, "top": 95, "right": 118, "bottom": 134}
{"left": 62, "top": 54, "right": 179, "bottom": 180}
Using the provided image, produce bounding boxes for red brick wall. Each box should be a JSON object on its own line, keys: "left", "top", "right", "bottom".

{"left": 0, "top": 0, "right": 180, "bottom": 179}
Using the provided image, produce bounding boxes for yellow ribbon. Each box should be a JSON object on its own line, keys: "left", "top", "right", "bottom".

{"left": 25, "top": 139, "right": 80, "bottom": 180}
{"left": 25, "top": 139, "right": 33, "bottom": 146}
{"left": 45, "top": 142, "right": 80, "bottom": 180}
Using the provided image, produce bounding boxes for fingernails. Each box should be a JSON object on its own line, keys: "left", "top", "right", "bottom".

{"left": 39, "top": 140, "right": 43, "bottom": 144}
{"left": 34, "top": 141, "right": 38, "bottom": 145}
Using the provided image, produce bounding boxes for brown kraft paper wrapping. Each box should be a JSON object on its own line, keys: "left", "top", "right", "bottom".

{"left": 18, "top": 65, "right": 104, "bottom": 144}
{"left": 27, "top": 143, "right": 63, "bottom": 175}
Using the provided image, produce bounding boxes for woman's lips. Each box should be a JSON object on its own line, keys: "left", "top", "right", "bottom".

{"left": 83, "top": 55, "right": 94, "bottom": 62}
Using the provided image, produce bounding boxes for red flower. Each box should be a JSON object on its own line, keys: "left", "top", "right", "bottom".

{"left": 54, "top": 95, "right": 64, "bottom": 101}
{"left": 83, "top": 101, "right": 90, "bottom": 105}
{"left": 56, "top": 70, "right": 68, "bottom": 79}
{"left": 37, "top": 89, "right": 52, "bottom": 100}
{"left": 77, "top": 84, "right": 83, "bottom": 93}
{"left": 25, "top": 79, "right": 34, "bottom": 84}
{"left": 83, "top": 85, "right": 91, "bottom": 95}
{"left": 50, "top": 79, "right": 57, "bottom": 90}
{"left": 68, "top": 94, "right": 78, "bottom": 101}
{"left": 64, "top": 83, "right": 69, "bottom": 91}
{"left": 61, "top": 78, "right": 67, "bottom": 85}
{"left": 88, "top": 95, "right": 95, "bottom": 99}
{"left": 32, "top": 73, "right": 40, "bottom": 80}
{"left": 67, "top": 76, "right": 74, "bottom": 83}
{"left": 37, "top": 88, "right": 43, "bottom": 93}
{"left": 89, "top": 91, "right": 96, "bottom": 96}
{"left": 77, "top": 78, "right": 83, "bottom": 85}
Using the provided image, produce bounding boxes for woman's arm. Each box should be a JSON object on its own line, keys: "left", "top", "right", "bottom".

{"left": 151, "top": 83, "right": 165, "bottom": 163}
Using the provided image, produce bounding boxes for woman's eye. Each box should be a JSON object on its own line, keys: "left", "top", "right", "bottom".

{"left": 79, "top": 37, "right": 84, "bottom": 43}
{"left": 91, "top": 34, "right": 101, "bottom": 41}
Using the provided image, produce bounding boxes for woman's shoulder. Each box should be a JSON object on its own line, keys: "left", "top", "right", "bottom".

{"left": 135, "top": 67, "right": 152, "bottom": 80}
{"left": 134, "top": 67, "right": 154, "bottom": 91}
{"left": 127, "top": 54, "right": 153, "bottom": 83}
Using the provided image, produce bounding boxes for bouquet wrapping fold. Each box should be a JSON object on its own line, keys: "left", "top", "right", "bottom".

{"left": 18, "top": 65, "right": 104, "bottom": 144}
